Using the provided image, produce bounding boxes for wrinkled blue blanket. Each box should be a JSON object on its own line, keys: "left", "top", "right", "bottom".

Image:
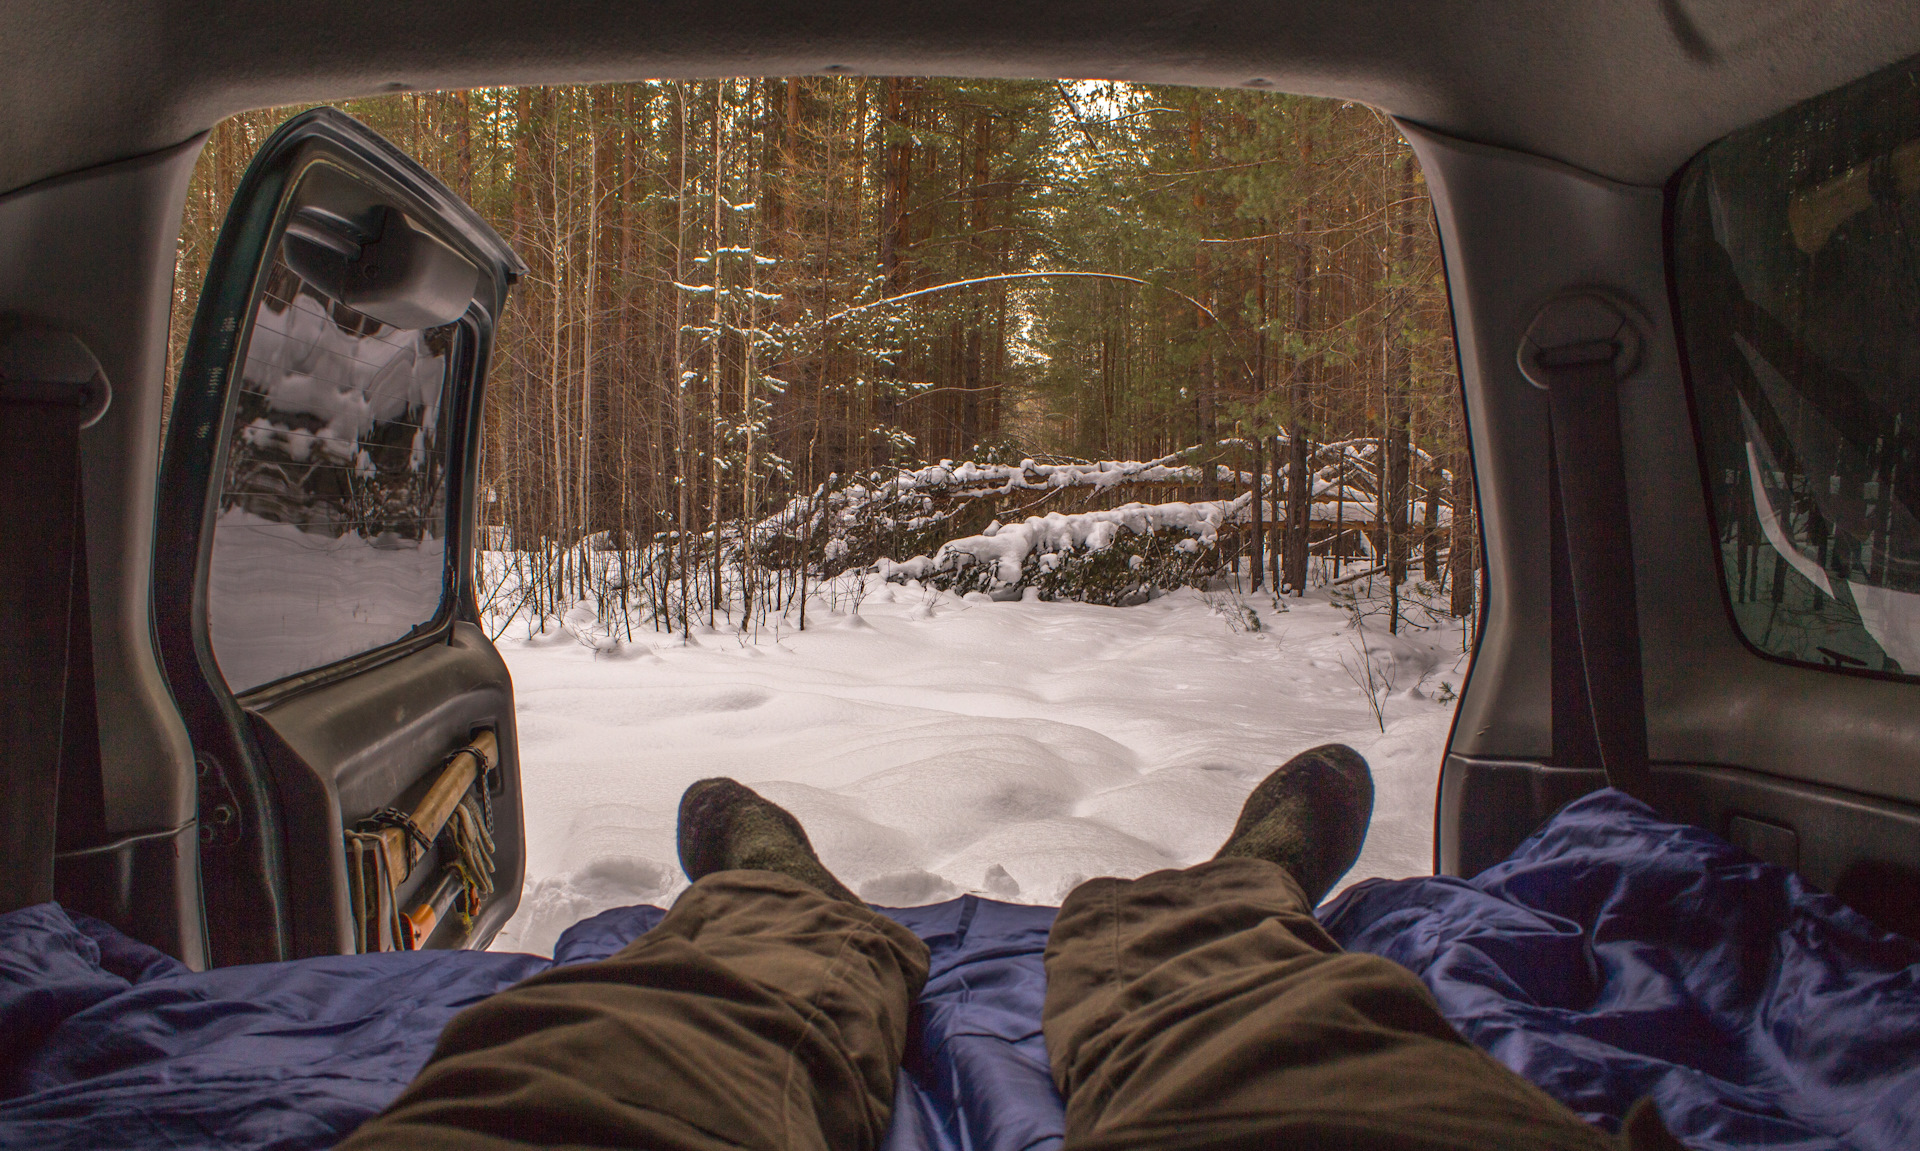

{"left": 3, "top": 790, "right": 1916, "bottom": 1151}
{"left": 1319, "top": 790, "right": 1920, "bottom": 1151}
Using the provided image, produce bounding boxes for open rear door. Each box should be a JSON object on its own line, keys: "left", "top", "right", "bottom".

{"left": 153, "top": 108, "right": 527, "bottom": 964}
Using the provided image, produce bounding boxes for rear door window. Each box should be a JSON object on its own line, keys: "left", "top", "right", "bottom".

{"left": 1672, "top": 52, "right": 1920, "bottom": 677}
{"left": 204, "top": 172, "right": 463, "bottom": 694}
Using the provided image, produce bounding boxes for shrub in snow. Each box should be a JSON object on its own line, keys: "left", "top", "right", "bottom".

{"left": 878, "top": 496, "right": 1246, "bottom": 606}
{"left": 751, "top": 451, "right": 1281, "bottom": 581}
{"left": 752, "top": 478, "right": 959, "bottom": 579}
{"left": 1203, "top": 589, "right": 1263, "bottom": 633}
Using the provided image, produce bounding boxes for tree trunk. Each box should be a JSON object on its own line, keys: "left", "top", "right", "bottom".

{"left": 1189, "top": 100, "right": 1218, "bottom": 496}
{"left": 879, "top": 78, "right": 912, "bottom": 294}
{"left": 1284, "top": 175, "right": 1314, "bottom": 595}
{"left": 1250, "top": 436, "right": 1265, "bottom": 591}
{"left": 709, "top": 83, "right": 727, "bottom": 625}
{"left": 672, "top": 83, "right": 692, "bottom": 639}
{"left": 1450, "top": 445, "right": 1477, "bottom": 619}
{"left": 742, "top": 78, "right": 764, "bottom": 628}
{"left": 1422, "top": 461, "right": 1441, "bottom": 581}
{"left": 580, "top": 90, "right": 600, "bottom": 540}
{"left": 1269, "top": 436, "right": 1283, "bottom": 590}
{"left": 1384, "top": 150, "right": 1417, "bottom": 631}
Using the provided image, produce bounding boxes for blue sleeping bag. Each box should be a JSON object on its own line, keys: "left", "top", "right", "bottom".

{"left": 1318, "top": 790, "right": 1920, "bottom": 1151}
{"left": 4, "top": 790, "right": 1916, "bottom": 1151}
{"left": 0, "top": 894, "right": 1058, "bottom": 1151}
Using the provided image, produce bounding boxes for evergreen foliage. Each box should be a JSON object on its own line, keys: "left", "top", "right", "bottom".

{"left": 170, "top": 78, "right": 1478, "bottom": 635}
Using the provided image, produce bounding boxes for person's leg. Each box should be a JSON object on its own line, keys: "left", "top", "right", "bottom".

{"left": 342, "top": 780, "right": 928, "bottom": 1151}
{"left": 1043, "top": 745, "right": 1621, "bottom": 1151}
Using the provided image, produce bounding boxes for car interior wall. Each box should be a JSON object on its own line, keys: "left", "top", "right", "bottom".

{"left": 1408, "top": 122, "right": 1665, "bottom": 870}
{"left": 0, "top": 139, "right": 209, "bottom": 963}
{"left": 1413, "top": 118, "right": 1920, "bottom": 932}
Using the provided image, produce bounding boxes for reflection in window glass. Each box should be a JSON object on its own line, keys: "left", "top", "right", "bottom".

{"left": 206, "top": 251, "right": 456, "bottom": 693}
{"left": 1673, "top": 53, "right": 1920, "bottom": 676}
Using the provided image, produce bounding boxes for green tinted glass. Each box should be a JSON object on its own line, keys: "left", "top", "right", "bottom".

{"left": 1674, "top": 54, "right": 1920, "bottom": 677}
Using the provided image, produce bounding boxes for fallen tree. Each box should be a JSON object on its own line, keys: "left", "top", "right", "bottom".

{"left": 877, "top": 496, "right": 1249, "bottom": 606}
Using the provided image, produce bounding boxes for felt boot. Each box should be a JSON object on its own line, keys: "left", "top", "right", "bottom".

{"left": 1214, "top": 743, "right": 1374, "bottom": 905}
{"left": 677, "top": 777, "right": 863, "bottom": 905}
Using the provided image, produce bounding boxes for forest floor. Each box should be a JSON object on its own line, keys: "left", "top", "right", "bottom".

{"left": 490, "top": 577, "right": 1471, "bottom": 955}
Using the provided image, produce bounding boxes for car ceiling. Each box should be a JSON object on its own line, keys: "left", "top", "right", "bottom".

{"left": 6, "top": 0, "right": 1920, "bottom": 200}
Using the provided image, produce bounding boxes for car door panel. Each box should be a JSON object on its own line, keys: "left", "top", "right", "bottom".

{"left": 245, "top": 623, "right": 523, "bottom": 956}
{"left": 153, "top": 108, "right": 526, "bottom": 964}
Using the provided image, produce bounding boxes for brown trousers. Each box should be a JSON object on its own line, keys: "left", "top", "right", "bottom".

{"left": 342, "top": 861, "right": 1637, "bottom": 1151}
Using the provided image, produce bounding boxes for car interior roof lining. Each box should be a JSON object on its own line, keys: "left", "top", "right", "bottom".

{"left": 6, "top": 0, "right": 1920, "bottom": 199}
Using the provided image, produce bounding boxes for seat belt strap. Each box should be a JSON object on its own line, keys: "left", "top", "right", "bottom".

{"left": 1521, "top": 296, "right": 1655, "bottom": 803}
{"left": 0, "top": 328, "right": 107, "bottom": 912}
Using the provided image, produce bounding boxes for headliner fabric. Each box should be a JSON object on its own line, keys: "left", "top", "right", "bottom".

{"left": 4, "top": 789, "right": 1917, "bottom": 1151}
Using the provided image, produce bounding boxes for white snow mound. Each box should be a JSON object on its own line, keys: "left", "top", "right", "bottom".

{"left": 492, "top": 579, "right": 1468, "bottom": 955}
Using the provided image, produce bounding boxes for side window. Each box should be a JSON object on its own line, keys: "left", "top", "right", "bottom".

{"left": 205, "top": 170, "right": 462, "bottom": 694}
{"left": 1672, "top": 52, "right": 1920, "bottom": 677}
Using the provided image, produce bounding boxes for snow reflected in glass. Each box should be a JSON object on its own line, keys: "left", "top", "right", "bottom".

{"left": 207, "top": 256, "right": 454, "bottom": 693}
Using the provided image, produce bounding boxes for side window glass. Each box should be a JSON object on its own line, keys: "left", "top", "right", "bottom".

{"left": 1673, "top": 53, "right": 1920, "bottom": 677}
{"left": 205, "top": 171, "right": 461, "bottom": 694}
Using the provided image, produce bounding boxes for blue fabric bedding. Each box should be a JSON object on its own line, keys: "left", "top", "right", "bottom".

{"left": 4, "top": 789, "right": 1916, "bottom": 1151}
{"left": 0, "top": 895, "right": 1056, "bottom": 1151}
{"left": 1318, "top": 790, "right": 1920, "bottom": 1151}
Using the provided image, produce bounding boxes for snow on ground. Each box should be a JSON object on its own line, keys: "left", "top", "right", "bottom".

{"left": 208, "top": 510, "right": 446, "bottom": 693}
{"left": 490, "top": 579, "right": 1470, "bottom": 955}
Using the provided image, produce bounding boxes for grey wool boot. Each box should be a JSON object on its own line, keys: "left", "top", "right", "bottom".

{"left": 677, "top": 777, "right": 864, "bottom": 905}
{"left": 1214, "top": 743, "right": 1374, "bottom": 906}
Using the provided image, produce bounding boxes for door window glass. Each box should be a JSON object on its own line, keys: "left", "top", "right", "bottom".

{"left": 1673, "top": 52, "right": 1920, "bottom": 676}
{"left": 205, "top": 243, "right": 457, "bottom": 693}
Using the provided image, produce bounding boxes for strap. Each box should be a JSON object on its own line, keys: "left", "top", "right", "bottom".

{"left": 441, "top": 742, "right": 495, "bottom": 832}
{"left": 1548, "top": 441, "right": 1605, "bottom": 776}
{"left": 1524, "top": 314, "right": 1655, "bottom": 802}
{"left": 0, "top": 329, "right": 104, "bottom": 912}
{"left": 357, "top": 806, "right": 435, "bottom": 865}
